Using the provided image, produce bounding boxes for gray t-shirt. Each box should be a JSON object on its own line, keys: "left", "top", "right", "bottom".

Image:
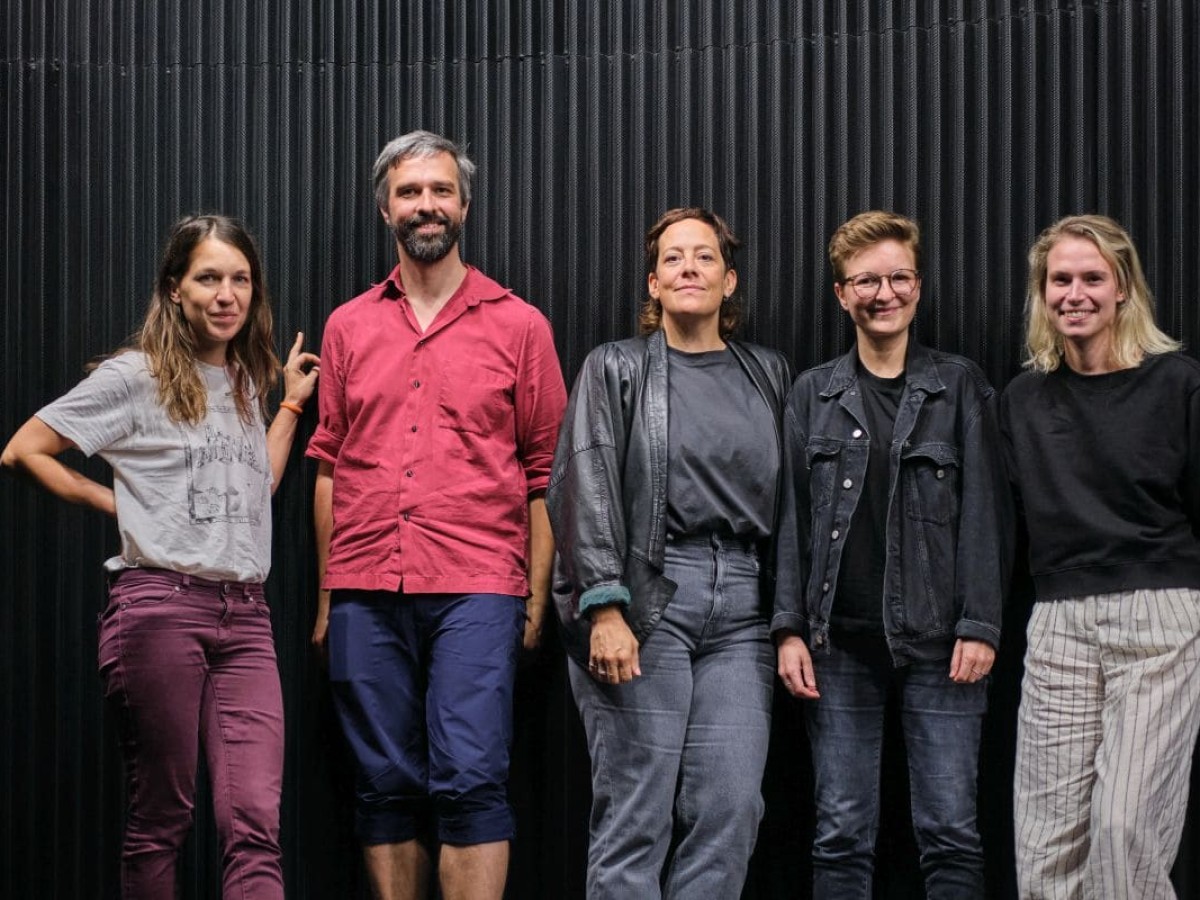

{"left": 666, "top": 346, "right": 779, "bottom": 538}
{"left": 37, "top": 352, "right": 273, "bottom": 582}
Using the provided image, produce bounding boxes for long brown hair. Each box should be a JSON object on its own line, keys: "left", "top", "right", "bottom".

{"left": 135, "top": 215, "right": 279, "bottom": 424}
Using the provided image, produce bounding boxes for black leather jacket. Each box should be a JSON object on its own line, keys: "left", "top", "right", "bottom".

{"left": 771, "top": 342, "right": 1013, "bottom": 664}
{"left": 546, "top": 329, "right": 794, "bottom": 665}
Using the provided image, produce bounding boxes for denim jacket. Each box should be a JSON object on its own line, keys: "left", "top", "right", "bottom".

{"left": 547, "top": 329, "right": 794, "bottom": 665}
{"left": 771, "top": 342, "right": 1012, "bottom": 665}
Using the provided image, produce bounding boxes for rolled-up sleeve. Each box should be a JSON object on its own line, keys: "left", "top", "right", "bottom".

{"left": 305, "top": 314, "right": 348, "bottom": 466}
{"left": 514, "top": 308, "right": 567, "bottom": 495}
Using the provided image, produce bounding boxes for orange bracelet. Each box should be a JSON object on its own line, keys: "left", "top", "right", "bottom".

{"left": 279, "top": 401, "right": 304, "bottom": 415}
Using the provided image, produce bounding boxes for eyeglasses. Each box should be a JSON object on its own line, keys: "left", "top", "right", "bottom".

{"left": 842, "top": 268, "right": 920, "bottom": 299}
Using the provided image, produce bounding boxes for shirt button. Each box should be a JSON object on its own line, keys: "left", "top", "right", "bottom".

{"left": 852, "top": 429, "right": 863, "bottom": 438}
{"left": 411, "top": 425, "right": 418, "bottom": 432}
{"left": 831, "top": 529, "right": 840, "bottom": 540}
{"left": 406, "top": 469, "right": 414, "bottom": 477}
{"left": 412, "top": 379, "right": 421, "bottom": 388}
{"left": 936, "top": 469, "right": 945, "bottom": 479}
{"left": 842, "top": 478, "right": 853, "bottom": 489}
{"left": 403, "top": 512, "right": 411, "bottom": 521}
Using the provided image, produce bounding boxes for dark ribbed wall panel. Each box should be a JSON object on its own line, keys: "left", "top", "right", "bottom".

{"left": 3, "top": 2, "right": 1198, "bottom": 897}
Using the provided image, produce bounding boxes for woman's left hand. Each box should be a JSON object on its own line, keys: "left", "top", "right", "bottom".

{"left": 282, "top": 331, "right": 320, "bottom": 406}
{"left": 949, "top": 638, "right": 995, "bottom": 684}
{"left": 588, "top": 606, "right": 641, "bottom": 683}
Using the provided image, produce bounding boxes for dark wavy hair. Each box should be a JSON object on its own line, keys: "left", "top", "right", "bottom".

{"left": 638, "top": 207, "right": 743, "bottom": 338}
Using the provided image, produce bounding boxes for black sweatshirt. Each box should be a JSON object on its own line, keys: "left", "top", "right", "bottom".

{"left": 1000, "top": 352, "right": 1200, "bottom": 601}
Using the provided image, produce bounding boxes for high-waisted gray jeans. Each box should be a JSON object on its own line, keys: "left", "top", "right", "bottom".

{"left": 569, "top": 534, "right": 774, "bottom": 899}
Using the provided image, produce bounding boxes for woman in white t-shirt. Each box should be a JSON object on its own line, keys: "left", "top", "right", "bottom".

{"left": 1, "top": 214, "right": 318, "bottom": 900}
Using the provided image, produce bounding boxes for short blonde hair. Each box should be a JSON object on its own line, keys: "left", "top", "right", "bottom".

{"left": 827, "top": 211, "right": 921, "bottom": 282}
{"left": 1023, "top": 214, "right": 1180, "bottom": 373}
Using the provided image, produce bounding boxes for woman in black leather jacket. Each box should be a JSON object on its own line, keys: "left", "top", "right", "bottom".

{"left": 547, "top": 207, "right": 792, "bottom": 899}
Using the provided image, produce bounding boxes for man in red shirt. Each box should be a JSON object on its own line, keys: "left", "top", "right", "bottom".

{"left": 307, "top": 130, "right": 566, "bottom": 900}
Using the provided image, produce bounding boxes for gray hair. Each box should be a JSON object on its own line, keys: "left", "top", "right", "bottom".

{"left": 372, "top": 130, "right": 476, "bottom": 210}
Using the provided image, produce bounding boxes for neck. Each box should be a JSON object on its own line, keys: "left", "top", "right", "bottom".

{"left": 397, "top": 248, "right": 468, "bottom": 325}
{"left": 194, "top": 345, "right": 229, "bottom": 368}
{"left": 662, "top": 318, "right": 725, "bottom": 353}
{"left": 1062, "top": 337, "right": 1127, "bottom": 375}
{"left": 856, "top": 331, "right": 908, "bottom": 378}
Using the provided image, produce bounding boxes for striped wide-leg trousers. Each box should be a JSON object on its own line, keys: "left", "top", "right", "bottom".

{"left": 1014, "top": 588, "right": 1200, "bottom": 900}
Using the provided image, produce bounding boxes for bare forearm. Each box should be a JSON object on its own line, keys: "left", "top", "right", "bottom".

{"left": 266, "top": 409, "right": 301, "bottom": 491}
{"left": 2, "top": 417, "right": 115, "bottom": 516}
{"left": 526, "top": 496, "right": 554, "bottom": 605}
{"left": 12, "top": 452, "right": 114, "bottom": 515}
{"left": 312, "top": 463, "right": 334, "bottom": 645}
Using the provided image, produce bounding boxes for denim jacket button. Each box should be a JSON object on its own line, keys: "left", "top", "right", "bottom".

{"left": 831, "top": 529, "right": 840, "bottom": 540}
{"left": 936, "top": 469, "right": 945, "bottom": 479}
{"left": 822, "top": 581, "right": 830, "bottom": 592}
{"left": 842, "top": 478, "right": 853, "bottom": 489}
{"left": 852, "top": 429, "right": 863, "bottom": 438}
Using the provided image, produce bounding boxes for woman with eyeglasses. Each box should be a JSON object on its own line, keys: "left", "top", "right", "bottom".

{"left": 773, "top": 210, "right": 1011, "bottom": 898}
{"left": 1002, "top": 215, "right": 1200, "bottom": 899}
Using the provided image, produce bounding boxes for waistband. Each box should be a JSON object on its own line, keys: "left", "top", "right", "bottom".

{"left": 110, "top": 566, "right": 265, "bottom": 599}
{"left": 665, "top": 533, "right": 760, "bottom": 554}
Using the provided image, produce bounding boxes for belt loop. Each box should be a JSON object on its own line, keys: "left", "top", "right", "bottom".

{"left": 179, "top": 573, "right": 191, "bottom": 588}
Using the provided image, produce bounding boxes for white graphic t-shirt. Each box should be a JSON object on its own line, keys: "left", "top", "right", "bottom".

{"left": 37, "top": 352, "right": 273, "bottom": 582}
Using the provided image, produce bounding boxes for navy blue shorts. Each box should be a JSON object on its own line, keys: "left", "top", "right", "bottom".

{"left": 327, "top": 590, "right": 525, "bottom": 846}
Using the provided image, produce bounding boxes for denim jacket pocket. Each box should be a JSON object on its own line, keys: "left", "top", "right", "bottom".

{"left": 902, "top": 443, "right": 960, "bottom": 525}
{"left": 804, "top": 437, "right": 843, "bottom": 511}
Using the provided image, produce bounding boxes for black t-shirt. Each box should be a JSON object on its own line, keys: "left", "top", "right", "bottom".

{"left": 831, "top": 362, "right": 905, "bottom": 634}
{"left": 666, "top": 346, "right": 779, "bottom": 538}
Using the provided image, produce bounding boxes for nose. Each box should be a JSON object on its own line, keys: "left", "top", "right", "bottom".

{"left": 1064, "top": 278, "right": 1084, "bottom": 301}
{"left": 876, "top": 274, "right": 898, "bottom": 300}
{"left": 215, "top": 278, "right": 237, "bottom": 302}
{"left": 415, "top": 187, "right": 437, "bottom": 212}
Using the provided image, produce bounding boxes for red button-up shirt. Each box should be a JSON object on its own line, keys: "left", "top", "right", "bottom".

{"left": 307, "top": 265, "right": 567, "bottom": 596}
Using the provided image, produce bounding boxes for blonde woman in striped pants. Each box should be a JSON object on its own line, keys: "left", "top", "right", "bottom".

{"left": 1000, "top": 214, "right": 1200, "bottom": 899}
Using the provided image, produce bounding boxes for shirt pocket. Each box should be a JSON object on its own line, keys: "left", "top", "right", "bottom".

{"left": 437, "top": 361, "right": 515, "bottom": 437}
{"left": 902, "top": 443, "right": 960, "bottom": 525}
{"left": 804, "top": 437, "right": 843, "bottom": 511}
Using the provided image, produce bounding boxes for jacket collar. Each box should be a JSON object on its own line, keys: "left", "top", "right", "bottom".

{"left": 820, "top": 339, "right": 946, "bottom": 399}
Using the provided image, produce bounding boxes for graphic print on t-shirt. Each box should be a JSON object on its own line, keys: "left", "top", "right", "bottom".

{"left": 184, "top": 416, "right": 266, "bottom": 525}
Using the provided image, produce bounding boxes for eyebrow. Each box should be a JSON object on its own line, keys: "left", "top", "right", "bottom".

{"left": 395, "top": 179, "right": 457, "bottom": 191}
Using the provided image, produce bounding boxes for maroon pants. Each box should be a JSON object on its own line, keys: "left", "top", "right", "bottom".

{"left": 99, "top": 568, "right": 284, "bottom": 899}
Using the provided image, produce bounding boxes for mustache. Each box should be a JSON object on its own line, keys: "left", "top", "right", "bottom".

{"left": 402, "top": 211, "right": 452, "bottom": 229}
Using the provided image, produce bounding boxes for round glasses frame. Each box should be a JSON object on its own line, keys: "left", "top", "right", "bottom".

{"left": 842, "top": 268, "right": 921, "bottom": 299}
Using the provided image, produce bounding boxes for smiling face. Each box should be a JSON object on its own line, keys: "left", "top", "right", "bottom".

{"left": 647, "top": 218, "right": 737, "bottom": 344}
{"left": 170, "top": 237, "right": 253, "bottom": 366}
{"left": 834, "top": 238, "right": 921, "bottom": 349}
{"left": 380, "top": 151, "right": 468, "bottom": 264}
{"left": 1044, "top": 235, "right": 1125, "bottom": 370}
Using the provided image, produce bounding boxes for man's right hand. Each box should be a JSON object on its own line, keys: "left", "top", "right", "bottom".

{"left": 311, "top": 588, "right": 331, "bottom": 664}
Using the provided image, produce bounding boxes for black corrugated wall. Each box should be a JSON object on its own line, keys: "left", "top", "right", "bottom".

{"left": 3, "top": 1, "right": 1199, "bottom": 897}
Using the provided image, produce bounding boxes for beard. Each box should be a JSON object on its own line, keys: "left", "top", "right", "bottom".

{"left": 393, "top": 211, "right": 463, "bottom": 263}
